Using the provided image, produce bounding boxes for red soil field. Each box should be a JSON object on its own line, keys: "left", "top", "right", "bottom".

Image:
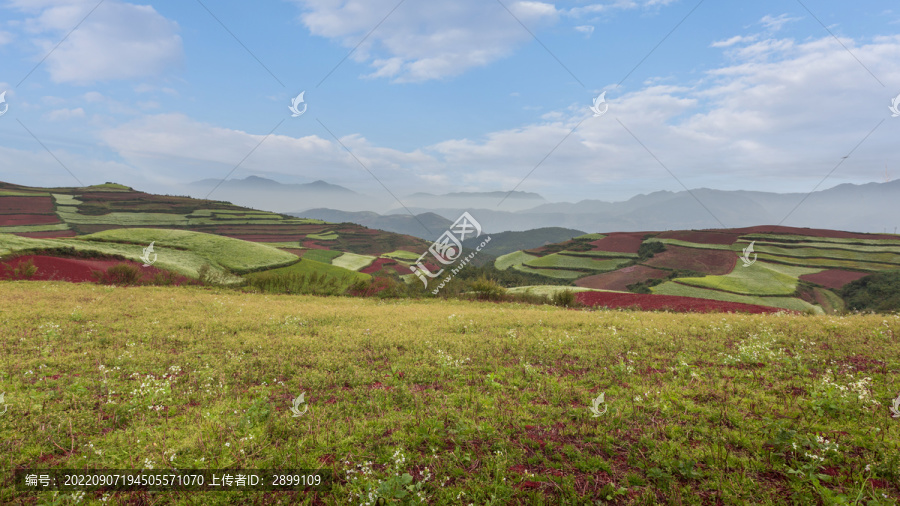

{"left": 0, "top": 255, "right": 194, "bottom": 285}
{"left": 655, "top": 230, "right": 740, "bottom": 245}
{"left": 301, "top": 240, "right": 331, "bottom": 249}
{"left": 575, "top": 291, "right": 788, "bottom": 314}
{"left": 14, "top": 230, "right": 77, "bottom": 238}
{"left": 641, "top": 245, "right": 737, "bottom": 275}
{"left": 588, "top": 232, "right": 645, "bottom": 253}
{"left": 575, "top": 265, "right": 669, "bottom": 291}
{"left": 0, "top": 196, "right": 54, "bottom": 213}
{"left": 360, "top": 257, "right": 399, "bottom": 274}
{"left": 799, "top": 269, "right": 869, "bottom": 290}
{"left": 77, "top": 192, "right": 145, "bottom": 201}
{"left": 0, "top": 214, "right": 61, "bottom": 226}
{"left": 727, "top": 225, "right": 897, "bottom": 241}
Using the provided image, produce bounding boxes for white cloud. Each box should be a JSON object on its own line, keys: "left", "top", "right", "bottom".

{"left": 710, "top": 35, "right": 758, "bottom": 48}
{"left": 13, "top": 0, "right": 183, "bottom": 84}
{"left": 45, "top": 107, "right": 85, "bottom": 121}
{"left": 760, "top": 13, "right": 802, "bottom": 32}
{"left": 575, "top": 25, "right": 594, "bottom": 37}
{"left": 295, "top": 0, "right": 559, "bottom": 82}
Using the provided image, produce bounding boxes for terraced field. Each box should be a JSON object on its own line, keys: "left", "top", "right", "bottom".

{"left": 497, "top": 226, "right": 900, "bottom": 314}
{"left": 674, "top": 261, "right": 821, "bottom": 296}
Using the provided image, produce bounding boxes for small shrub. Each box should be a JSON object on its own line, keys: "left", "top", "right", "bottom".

{"left": 551, "top": 289, "right": 578, "bottom": 307}
{"left": 149, "top": 270, "right": 180, "bottom": 286}
{"left": 637, "top": 241, "right": 666, "bottom": 260}
{"left": 5, "top": 258, "right": 38, "bottom": 279}
{"left": 468, "top": 277, "right": 507, "bottom": 301}
{"left": 93, "top": 264, "right": 143, "bottom": 285}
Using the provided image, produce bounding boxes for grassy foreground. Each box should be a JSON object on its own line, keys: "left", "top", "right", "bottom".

{"left": 1, "top": 282, "right": 899, "bottom": 505}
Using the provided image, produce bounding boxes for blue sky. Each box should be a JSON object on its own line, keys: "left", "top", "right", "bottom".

{"left": 0, "top": 0, "right": 898, "bottom": 211}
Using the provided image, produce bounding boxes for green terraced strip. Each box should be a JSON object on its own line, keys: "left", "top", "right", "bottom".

{"left": 512, "top": 264, "right": 585, "bottom": 280}
{"left": 80, "top": 228, "right": 298, "bottom": 275}
{"left": 738, "top": 239, "right": 900, "bottom": 255}
{"left": 332, "top": 252, "right": 377, "bottom": 271}
{"left": 754, "top": 253, "right": 898, "bottom": 272}
{"left": 558, "top": 250, "right": 639, "bottom": 258}
{"left": 307, "top": 232, "right": 339, "bottom": 240}
{"left": 52, "top": 194, "right": 82, "bottom": 206}
{"left": 506, "top": 285, "right": 621, "bottom": 296}
{"left": 525, "top": 253, "right": 632, "bottom": 272}
{"left": 740, "top": 233, "right": 900, "bottom": 246}
{"left": 674, "top": 261, "right": 819, "bottom": 296}
{"left": 382, "top": 250, "right": 421, "bottom": 261}
{"left": 573, "top": 233, "right": 605, "bottom": 240}
{"left": 495, "top": 250, "right": 538, "bottom": 270}
{"left": 656, "top": 239, "right": 736, "bottom": 250}
{"left": 302, "top": 249, "right": 344, "bottom": 263}
{"left": 651, "top": 281, "right": 822, "bottom": 313}
{"left": 746, "top": 244, "right": 900, "bottom": 264}
{"left": 0, "top": 191, "right": 50, "bottom": 196}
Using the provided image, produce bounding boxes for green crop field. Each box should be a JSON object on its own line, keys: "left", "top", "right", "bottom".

{"left": 81, "top": 229, "right": 298, "bottom": 275}
{"left": 755, "top": 253, "right": 900, "bottom": 272}
{"left": 2, "top": 283, "right": 899, "bottom": 504}
{"left": 382, "top": 250, "right": 421, "bottom": 261}
{"left": 505, "top": 285, "right": 606, "bottom": 297}
{"left": 244, "top": 257, "right": 370, "bottom": 285}
{"left": 745, "top": 243, "right": 900, "bottom": 265}
{"left": 655, "top": 239, "right": 736, "bottom": 250}
{"left": 331, "top": 252, "right": 377, "bottom": 271}
{"left": 495, "top": 250, "right": 538, "bottom": 271}
{"left": 675, "top": 261, "right": 820, "bottom": 296}
{"left": 524, "top": 253, "right": 631, "bottom": 272}
{"left": 0, "top": 232, "right": 245, "bottom": 283}
{"left": 301, "top": 249, "right": 344, "bottom": 264}
{"left": 512, "top": 264, "right": 585, "bottom": 280}
{"left": 307, "top": 232, "right": 339, "bottom": 241}
{"left": 651, "top": 281, "right": 822, "bottom": 313}
{"left": 742, "top": 234, "right": 900, "bottom": 246}
{"left": 742, "top": 240, "right": 900, "bottom": 255}
{"left": 556, "top": 250, "right": 639, "bottom": 259}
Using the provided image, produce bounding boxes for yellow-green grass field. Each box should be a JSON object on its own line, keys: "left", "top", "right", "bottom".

{"left": 3, "top": 282, "right": 898, "bottom": 504}
{"left": 674, "top": 261, "right": 821, "bottom": 296}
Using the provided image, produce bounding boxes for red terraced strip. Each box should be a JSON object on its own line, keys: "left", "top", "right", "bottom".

{"left": 588, "top": 232, "right": 645, "bottom": 253}
{"left": 641, "top": 245, "right": 737, "bottom": 275}
{"left": 574, "top": 265, "right": 669, "bottom": 291}
{"left": 799, "top": 269, "right": 870, "bottom": 290}
{"left": 656, "top": 230, "right": 740, "bottom": 245}
{"left": 0, "top": 214, "right": 62, "bottom": 226}
{"left": 0, "top": 196, "right": 54, "bottom": 213}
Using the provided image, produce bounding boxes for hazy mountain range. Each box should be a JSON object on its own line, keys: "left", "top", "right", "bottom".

{"left": 189, "top": 176, "right": 900, "bottom": 237}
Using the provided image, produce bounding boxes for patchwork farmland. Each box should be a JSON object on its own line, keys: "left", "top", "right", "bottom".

{"left": 497, "top": 226, "right": 900, "bottom": 315}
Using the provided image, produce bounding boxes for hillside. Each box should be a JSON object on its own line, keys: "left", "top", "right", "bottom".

{"left": 495, "top": 226, "right": 900, "bottom": 314}
{"left": 0, "top": 180, "right": 442, "bottom": 286}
